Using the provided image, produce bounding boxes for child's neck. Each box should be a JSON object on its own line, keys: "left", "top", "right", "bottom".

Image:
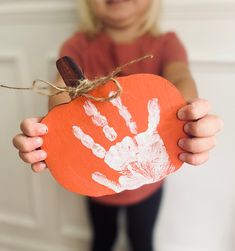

{"left": 104, "top": 23, "right": 143, "bottom": 43}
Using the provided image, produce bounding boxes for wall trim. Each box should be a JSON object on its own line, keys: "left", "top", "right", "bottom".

{"left": 163, "top": 3, "right": 235, "bottom": 19}
{"left": 190, "top": 60, "right": 235, "bottom": 74}
{"left": 0, "top": 2, "right": 77, "bottom": 25}
{"left": 0, "top": 233, "right": 87, "bottom": 251}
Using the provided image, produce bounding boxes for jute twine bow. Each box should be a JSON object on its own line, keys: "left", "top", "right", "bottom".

{"left": 0, "top": 54, "right": 153, "bottom": 102}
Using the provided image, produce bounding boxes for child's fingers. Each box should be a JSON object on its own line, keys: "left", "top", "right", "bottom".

{"left": 31, "top": 161, "right": 47, "bottom": 173}
{"left": 13, "top": 134, "right": 43, "bottom": 152}
{"left": 184, "top": 115, "right": 223, "bottom": 137}
{"left": 20, "top": 117, "right": 48, "bottom": 137}
{"left": 178, "top": 99, "right": 211, "bottom": 120}
{"left": 178, "top": 136, "right": 216, "bottom": 154}
{"left": 19, "top": 149, "right": 47, "bottom": 164}
{"left": 179, "top": 151, "right": 209, "bottom": 166}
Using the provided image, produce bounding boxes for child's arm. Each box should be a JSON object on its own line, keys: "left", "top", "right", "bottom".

{"left": 48, "top": 74, "right": 71, "bottom": 110}
{"left": 163, "top": 62, "right": 198, "bottom": 100}
{"left": 163, "top": 62, "right": 223, "bottom": 165}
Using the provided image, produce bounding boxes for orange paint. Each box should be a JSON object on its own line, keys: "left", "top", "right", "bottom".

{"left": 41, "top": 74, "right": 186, "bottom": 196}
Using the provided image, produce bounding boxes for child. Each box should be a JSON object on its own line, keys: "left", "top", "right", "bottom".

{"left": 13, "top": 0, "right": 222, "bottom": 250}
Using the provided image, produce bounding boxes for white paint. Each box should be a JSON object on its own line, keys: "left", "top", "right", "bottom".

{"left": 73, "top": 97, "right": 173, "bottom": 193}
{"left": 109, "top": 91, "right": 138, "bottom": 134}
{"left": 83, "top": 100, "right": 117, "bottom": 141}
{"left": 147, "top": 98, "right": 160, "bottom": 133}
{"left": 72, "top": 126, "right": 106, "bottom": 159}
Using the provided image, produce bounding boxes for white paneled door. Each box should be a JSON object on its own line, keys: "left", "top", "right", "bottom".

{"left": 0, "top": 1, "right": 92, "bottom": 251}
{"left": 0, "top": 1, "right": 234, "bottom": 251}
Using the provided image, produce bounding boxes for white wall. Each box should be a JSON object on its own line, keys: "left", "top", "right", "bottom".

{"left": 0, "top": 1, "right": 234, "bottom": 250}
{"left": 158, "top": 1, "right": 235, "bottom": 251}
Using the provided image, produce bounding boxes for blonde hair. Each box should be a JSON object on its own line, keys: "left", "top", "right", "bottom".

{"left": 75, "top": 0, "right": 162, "bottom": 37}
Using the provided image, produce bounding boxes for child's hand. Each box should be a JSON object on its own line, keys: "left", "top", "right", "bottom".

{"left": 12, "top": 117, "right": 48, "bottom": 173}
{"left": 177, "top": 99, "right": 223, "bottom": 165}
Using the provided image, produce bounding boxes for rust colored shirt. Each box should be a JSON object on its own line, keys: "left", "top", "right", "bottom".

{"left": 59, "top": 31, "right": 188, "bottom": 206}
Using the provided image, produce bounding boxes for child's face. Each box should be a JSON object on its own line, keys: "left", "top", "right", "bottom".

{"left": 88, "top": 0, "right": 152, "bottom": 29}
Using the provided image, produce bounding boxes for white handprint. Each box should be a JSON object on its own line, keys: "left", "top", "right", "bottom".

{"left": 72, "top": 92, "right": 174, "bottom": 193}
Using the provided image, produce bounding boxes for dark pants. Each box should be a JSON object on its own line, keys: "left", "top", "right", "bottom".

{"left": 87, "top": 187, "right": 163, "bottom": 251}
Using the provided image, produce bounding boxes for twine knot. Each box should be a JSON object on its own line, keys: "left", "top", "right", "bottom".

{"left": 1, "top": 54, "right": 153, "bottom": 102}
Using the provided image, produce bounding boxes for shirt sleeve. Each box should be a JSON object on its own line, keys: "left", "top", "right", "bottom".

{"left": 162, "top": 32, "right": 189, "bottom": 68}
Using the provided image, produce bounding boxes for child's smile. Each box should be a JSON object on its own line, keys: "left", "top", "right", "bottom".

{"left": 106, "top": 0, "right": 130, "bottom": 5}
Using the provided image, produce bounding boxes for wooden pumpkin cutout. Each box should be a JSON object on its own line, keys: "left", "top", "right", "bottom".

{"left": 41, "top": 57, "right": 187, "bottom": 197}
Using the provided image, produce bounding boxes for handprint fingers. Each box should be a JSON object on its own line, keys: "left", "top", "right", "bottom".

{"left": 92, "top": 171, "right": 122, "bottom": 193}
{"left": 83, "top": 100, "right": 117, "bottom": 141}
{"left": 73, "top": 93, "right": 140, "bottom": 164}
{"left": 147, "top": 98, "right": 160, "bottom": 133}
{"left": 72, "top": 126, "right": 106, "bottom": 158}
{"left": 109, "top": 91, "right": 137, "bottom": 134}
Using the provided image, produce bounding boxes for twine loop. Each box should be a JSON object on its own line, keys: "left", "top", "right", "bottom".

{"left": 33, "top": 77, "right": 122, "bottom": 101}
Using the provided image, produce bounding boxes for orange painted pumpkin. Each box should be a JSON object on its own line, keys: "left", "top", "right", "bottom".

{"left": 41, "top": 73, "right": 186, "bottom": 197}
